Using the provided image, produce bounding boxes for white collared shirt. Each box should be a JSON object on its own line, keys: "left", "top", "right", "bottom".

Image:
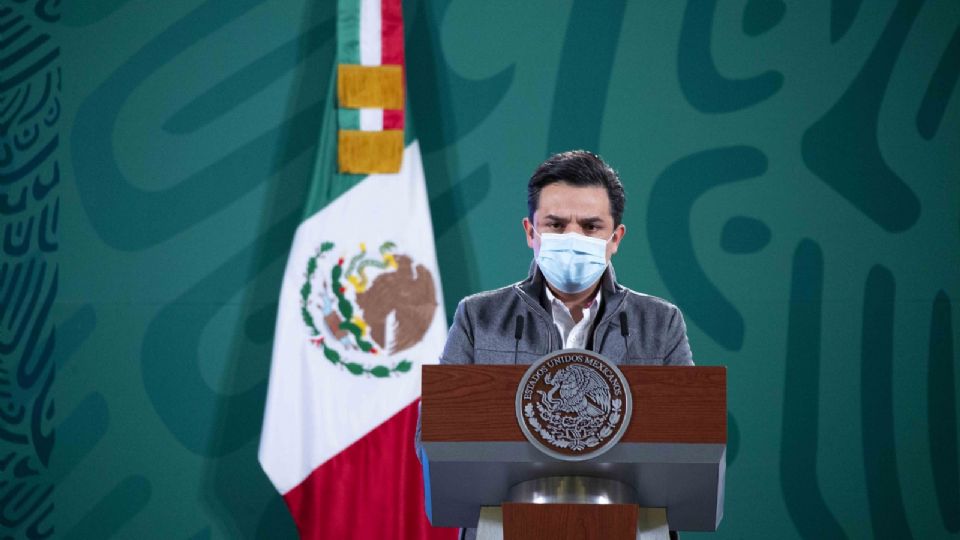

{"left": 544, "top": 286, "right": 603, "bottom": 349}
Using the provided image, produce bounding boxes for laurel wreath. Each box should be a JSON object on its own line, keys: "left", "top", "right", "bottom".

{"left": 300, "top": 241, "right": 413, "bottom": 378}
{"left": 524, "top": 399, "right": 623, "bottom": 451}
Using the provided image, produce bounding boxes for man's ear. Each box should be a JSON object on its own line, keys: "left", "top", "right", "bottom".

{"left": 523, "top": 218, "right": 536, "bottom": 249}
{"left": 609, "top": 224, "right": 626, "bottom": 255}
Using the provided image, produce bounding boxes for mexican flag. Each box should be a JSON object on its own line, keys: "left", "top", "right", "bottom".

{"left": 258, "top": 0, "right": 455, "bottom": 538}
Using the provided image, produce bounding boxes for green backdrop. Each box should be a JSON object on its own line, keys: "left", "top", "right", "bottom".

{"left": 2, "top": 0, "right": 958, "bottom": 537}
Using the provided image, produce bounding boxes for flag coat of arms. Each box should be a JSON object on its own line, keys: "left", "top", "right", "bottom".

{"left": 259, "top": 0, "right": 454, "bottom": 537}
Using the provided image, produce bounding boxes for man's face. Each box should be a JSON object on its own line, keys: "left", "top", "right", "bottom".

{"left": 523, "top": 182, "right": 626, "bottom": 263}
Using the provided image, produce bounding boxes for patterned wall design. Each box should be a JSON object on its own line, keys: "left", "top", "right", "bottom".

{"left": 18, "top": 0, "right": 960, "bottom": 538}
{"left": 0, "top": 1, "right": 60, "bottom": 538}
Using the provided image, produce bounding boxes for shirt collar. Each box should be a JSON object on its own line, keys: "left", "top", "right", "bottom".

{"left": 543, "top": 284, "right": 603, "bottom": 314}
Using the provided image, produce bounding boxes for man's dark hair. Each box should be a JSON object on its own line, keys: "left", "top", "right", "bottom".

{"left": 527, "top": 150, "right": 626, "bottom": 226}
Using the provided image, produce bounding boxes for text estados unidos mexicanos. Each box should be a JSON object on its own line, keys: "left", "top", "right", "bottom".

{"left": 522, "top": 354, "right": 623, "bottom": 400}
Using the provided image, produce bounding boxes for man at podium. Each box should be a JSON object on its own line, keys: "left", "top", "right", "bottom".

{"left": 433, "top": 150, "right": 693, "bottom": 540}
{"left": 440, "top": 150, "right": 693, "bottom": 368}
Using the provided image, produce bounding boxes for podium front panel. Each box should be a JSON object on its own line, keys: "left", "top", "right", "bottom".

{"left": 421, "top": 365, "right": 727, "bottom": 532}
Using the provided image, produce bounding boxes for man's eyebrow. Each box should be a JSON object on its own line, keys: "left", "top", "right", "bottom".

{"left": 578, "top": 217, "right": 604, "bottom": 224}
{"left": 542, "top": 214, "right": 569, "bottom": 222}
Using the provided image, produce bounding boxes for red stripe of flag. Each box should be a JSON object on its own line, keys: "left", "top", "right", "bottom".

{"left": 283, "top": 399, "right": 457, "bottom": 539}
{"left": 381, "top": 0, "right": 405, "bottom": 130}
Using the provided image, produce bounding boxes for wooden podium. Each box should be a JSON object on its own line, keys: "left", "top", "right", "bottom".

{"left": 420, "top": 365, "right": 726, "bottom": 539}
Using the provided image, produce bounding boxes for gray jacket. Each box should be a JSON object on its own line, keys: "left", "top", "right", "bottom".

{"left": 440, "top": 261, "right": 693, "bottom": 366}
{"left": 420, "top": 262, "right": 693, "bottom": 540}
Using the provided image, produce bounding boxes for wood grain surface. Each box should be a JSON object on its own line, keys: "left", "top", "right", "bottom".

{"left": 502, "top": 503, "right": 639, "bottom": 540}
{"left": 421, "top": 365, "right": 726, "bottom": 443}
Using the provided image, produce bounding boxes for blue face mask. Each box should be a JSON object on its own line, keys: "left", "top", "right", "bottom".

{"left": 535, "top": 231, "right": 610, "bottom": 294}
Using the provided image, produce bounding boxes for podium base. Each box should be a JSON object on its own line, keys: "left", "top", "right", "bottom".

{"left": 506, "top": 476, "right": 638, "bottom": 505}
{"left": 475, "top": 477, "right": 669, "bottom": 540}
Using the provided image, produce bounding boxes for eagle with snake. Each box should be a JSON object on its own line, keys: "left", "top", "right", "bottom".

{"left": 539, "top": 364, "right": 612, "bottom": 417}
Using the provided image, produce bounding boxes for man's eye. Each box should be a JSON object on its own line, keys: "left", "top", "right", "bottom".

{"left": 548, "top": 223, "right": 562, "bottom": 229}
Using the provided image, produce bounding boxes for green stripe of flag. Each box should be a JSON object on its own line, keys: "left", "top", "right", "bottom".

{"left": 338, "top": 109, "right": 360, "bottom": 130}
{"left": 337, "top": 0, "right": 361, "bottom": 65}
{"left": 302, "top": 68, "right": 365, "bottom": 218}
